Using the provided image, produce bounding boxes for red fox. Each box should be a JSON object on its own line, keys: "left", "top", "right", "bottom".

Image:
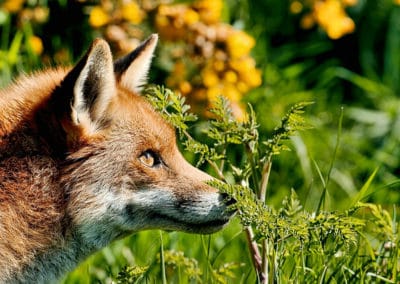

{"left": 0, "top": 34, "right": 233, "bottom": 283}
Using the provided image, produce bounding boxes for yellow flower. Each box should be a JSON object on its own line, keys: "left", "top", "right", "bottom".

{"left": 229, "top": 57, "right": 256, "bottom": 73}
{"left": 202, "top": 68, "right": 220, "bottom": 87}
{"left": 222, "top": 83, "right": 241, "bottom": 102}
{"left": 223, "top": 70, "right": 238, "bottom": 84}
{"left": 2, "top": 0, "right": 24, "bottom": 13}
{"left": 193, "top": 0, "right": 223, "bottom": 24}
{"left": 326, "top": 16, "right": 355, "bottom": 39}
{"left": 206, "top": 85, "right": 223, "bottom": 101}
{"left": 32, "top": 6, "right": 49, "bottom": 23}
{"left": 314, "top": 0, "right": 355, "bottom": 39}
{"left": 213, "top": 60, "right": 225, "bottom": 72}
{"left": 394, "top": 0, "right": 400, "bottom": 5}
{"left": 184, "top": 9, "right": 199, "bottom": 25}
{"left": 155, "top": 14, "right": 169, "bottom": 28}
{"left": 237, "top": 81, "right": 249, "bottom": 93}
{"left": 241, "top": 68, "right": 262, "bottom": 88}
{"left": 89, "top": 6, "right": 110, "bottom": 28}
{"left": 226, "top": 30, "right": 255, "bottom": 58}
{"left": 179, "top": 81, "right": 192, "bottom": 95}
{"left": 300, "top": 13, "right": 315, "bottom": 29}
{"left": 290, "top": 1, "right": 303, "bottom": 14}
{"left": 29, "top": 36, "right": 43, "bottom": 55}
{"left": 121, "top": 2, "right": 143, "bottom": 24}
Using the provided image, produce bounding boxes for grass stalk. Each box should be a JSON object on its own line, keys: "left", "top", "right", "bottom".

{"left": 159, "top": 231, "right": 167, "bottom": 284}
{"left": 316, "top": 107, "right": 344, "bottom": 214}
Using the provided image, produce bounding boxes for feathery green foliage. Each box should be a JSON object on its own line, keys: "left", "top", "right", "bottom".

{"left": 134, "top": 85, "right": 400, "bottom": 283}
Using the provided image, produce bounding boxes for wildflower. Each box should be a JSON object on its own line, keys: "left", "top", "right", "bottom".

{"left": 179, "top": 81, "right": 192, "bottom": 95}
{"left": 223, "top": 70, "right": 238, "bottom": 84}
{"left": 183, "top": 9, "right": 199, "bottom": 25}
{"left": 32, "top": 7, "right": 49, "bottom": 23}
{"left": 290, "top": 1, "right": 303, "bottom": 14}
{"left": 2, "top": 0, "right": 24, "bottom": 13}
{"left": 237, "top": 81, "right": 249, "bottom": 93}
{"left": 213, "top": 60, "right": 225, "bottom": 72}
{"left": 314, "top": 0, "right": 355, "bottom": 39}
{"left": 222, "top": 83, "right": 241, "bottom": 102}
{"left": 29, "top": 36, "right": 43, "bottom": 55}
{"left": 89, "top": 6, "right": 110, "bottom": 28}
{"left": 207, "top": 85, "right": 223, "bottom": 101}
{"left": 230, "top": 57, "right": 256, "bottom": 74}
{"left": 153, "top": 0, "right": 261, "bottom": 120}
{"left": 226, "top": 30, "right": 255, "bottom": 58}
{"left": 300, "top": 13, "right": 315, "bottom": 29}
{"left": 193, "top": 0, "right": 223, "bottom": 24}
{"left": 121, "top": 2, "right": 144, "bottom": 24}
{"left": 202, "top": 68, "right": 219, "bottom": 87}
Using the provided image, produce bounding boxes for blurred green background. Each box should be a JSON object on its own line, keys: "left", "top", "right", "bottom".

{"left": 1, "top": 0, "right": 399, "bottom": 282}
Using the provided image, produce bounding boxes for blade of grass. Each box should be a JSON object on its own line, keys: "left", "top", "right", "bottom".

{"left": 316, "top": 107, "right": 343, "bottom": 214}
{"left": 200, "top": 235, "right": 212, "bottom": 282}
{"left": 350, "top": 167, "right": 379, "bottom": 207}
{"left": 159, "top": 231, "right": 167, "bottom": 284}
{"left": 360, "top": 180, "right": 400, "bottom": 201}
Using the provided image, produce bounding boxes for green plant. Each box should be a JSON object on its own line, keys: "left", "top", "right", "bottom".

{"left": 129, "top": 85, "right": 399, "bottom": 283}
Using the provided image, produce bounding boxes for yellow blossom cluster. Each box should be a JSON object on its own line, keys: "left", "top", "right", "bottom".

{"left": 2, "top": 0, "right": 262, "bottom": 120}
{"left": 88, "top": 0, "right": 148, "bottom": 55}
{"left": 1, "top": 0, "right": 48, "bottom": 55}
{"left": 155, "top": 0, "right": 261, "bottom": 120}
{"left": 291, "top": 0, "right": 357, "bottom": 39}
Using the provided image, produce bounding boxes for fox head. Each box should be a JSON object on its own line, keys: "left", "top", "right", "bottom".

{"left": 53, "top": 35, "right": 233, "bottom": 247}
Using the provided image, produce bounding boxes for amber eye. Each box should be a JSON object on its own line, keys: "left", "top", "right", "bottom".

{"left": 139, "top": 150, "right": 161, "bottom": 168}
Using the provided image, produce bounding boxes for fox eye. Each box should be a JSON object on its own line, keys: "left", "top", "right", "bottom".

{"left": 139, "top": 150, "right": 161, "bottom": 168}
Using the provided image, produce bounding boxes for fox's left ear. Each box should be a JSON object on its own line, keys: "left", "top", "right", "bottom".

{"left": 56, "top": 38, "right": 115, "bottom": 136}
{"left": 114, "top": 34, "right": 158, "bottom": 93}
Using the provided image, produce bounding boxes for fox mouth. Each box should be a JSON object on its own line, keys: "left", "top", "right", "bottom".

{"left": 126, "top": 190, "right": 236, "bottom": 234}
{"left": 150, "top": 212, "right": 233, "bottom": 234}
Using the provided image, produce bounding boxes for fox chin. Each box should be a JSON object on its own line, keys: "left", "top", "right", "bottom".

{"left": 0, "top": 34, "right": 234, "bottom": 283}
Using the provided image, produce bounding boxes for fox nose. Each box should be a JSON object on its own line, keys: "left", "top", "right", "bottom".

{"left": 220, "top": 192, "right": 236, "bottom": 206}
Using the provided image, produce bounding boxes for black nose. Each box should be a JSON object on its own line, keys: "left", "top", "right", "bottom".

{"left": 221, "top": 193, "right": 236, "bottom": 206}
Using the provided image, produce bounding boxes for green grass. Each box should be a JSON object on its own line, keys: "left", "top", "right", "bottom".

{"left": 63, "top": 219, "right": 253, "bottom": 283}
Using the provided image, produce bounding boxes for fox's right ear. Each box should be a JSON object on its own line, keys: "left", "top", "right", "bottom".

{"left": 56, "top": 38, "right": 115, "bottom": 136}
{"left": 114, "top": 34, "right": 158, "bottom": 93}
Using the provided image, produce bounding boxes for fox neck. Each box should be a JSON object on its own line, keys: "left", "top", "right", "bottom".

{"left": 16, "top": 211, "right": 123, "bottom": 283}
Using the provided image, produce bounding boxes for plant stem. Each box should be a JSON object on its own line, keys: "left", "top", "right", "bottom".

{"left": 206, "top": 158, "right": 226, "bottom": 181}
{"left": 259, "top": 157, "right": 272, "bottom": 202}
{"left": 259, "top": 156, "right": 273, "bottom": 283}
{"left": 261, "top": 239, "right": 269, "bottom": 284}
{"left": 244, "top": 226, "right": 265, "bottom": 282}
{"left": 219, "top": 146, "right": 227, "bottom": 173}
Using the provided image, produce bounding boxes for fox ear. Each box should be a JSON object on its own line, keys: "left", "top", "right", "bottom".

{"left": 60, "top": 38, "right": 115, "bottom": 134}
{"left": 114, "top": 34, "right": 158, "bottom": 93}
